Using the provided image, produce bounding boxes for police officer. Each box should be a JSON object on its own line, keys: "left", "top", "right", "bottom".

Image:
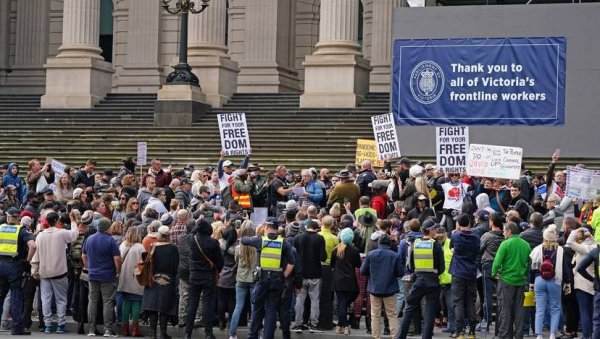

{"left": 398, "top": 219, "right": 444, "bottom": 339}
{"left": 0, "top": 207, "right": 36, "bottom": 335}
{"left": 241, "top": 218, "right": 295, "bottom": 339}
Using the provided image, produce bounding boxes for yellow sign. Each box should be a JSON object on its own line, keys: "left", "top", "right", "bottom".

{"left": 355, "top": 139, "right": 385, "bottom": 168}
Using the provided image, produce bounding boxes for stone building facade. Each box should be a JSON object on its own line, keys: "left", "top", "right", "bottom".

{"left": 0, "top": 0, "right": 419, "bottom": 108}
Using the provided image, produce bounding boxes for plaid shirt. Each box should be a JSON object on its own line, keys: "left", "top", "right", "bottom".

{"left": 170, "top": 222, "right": 187, "bottom": 245}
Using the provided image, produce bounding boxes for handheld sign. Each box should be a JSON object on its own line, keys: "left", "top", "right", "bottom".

{"left": 50, "top": 159, "right": 67, "bottom": 176}
{"left": 436, "top": 126, "right": 469, "bottom": 173}
{"left": 371, "top": 113, "right": 401, "bottom": 160}
{"left": 137, "top": 142, "right": 147, "bottom": 166}
{"left": 355, "top": 139, "right": 385, "bottom": 168}
{"left": 466, "top": 143, "right": 523, "bottom": 180}
{"left": 565, "top": 166, "right": 600, "bottom": 201}
{"left": 218, "top": 113, "right": 251, "bottom": 156}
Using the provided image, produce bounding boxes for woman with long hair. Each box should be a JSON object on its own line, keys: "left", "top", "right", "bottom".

{"left": 55, "top": 173, "right": 74, "bottom": 203}
{"left": 125, "top": 198, "right": 140, "bottom": 216}
{"left": 228, "top": 225, "right": 257, "bottom": 339}
{"left": 1, "top": 185, "right": 21, "bottom": 210}
{"left": 217, "top": 222, "right": 238, "bottom": 330}
{"left": 121, "top": 174, "right": 138, "bottom": 199}
{"left": 109, "top": 221, "right": 125, "bottom": 246}
{"left": 564, "top": 217, "right": 595, "bottom": 339}
{"left": 141, "top": 226, "right": 179, "bottom": 339}
{"left": 331, "top": 228, "right": 361, "bottom": 335}
{"left": 112, "top": 193, "right": 130, "bottom": 222}
{"left": 118, "top": 227, "right": 145, "bottom": 337}
{"left": 530, "top": 224, "right": 573, "bottom": 339}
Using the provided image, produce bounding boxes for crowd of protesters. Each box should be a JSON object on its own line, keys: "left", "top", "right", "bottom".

{"left": 0, "top": 150, "right": 599, "bottom": 339}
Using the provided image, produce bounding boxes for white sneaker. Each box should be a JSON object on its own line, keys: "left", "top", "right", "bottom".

{"left": 536, "top": 335, "right": 543, "bottom": 339}
{"left": 229, "top": 336, "right": 238, "bottom": 339}
{"left": 549, "top": 334, "right": 556, "bottom": 339}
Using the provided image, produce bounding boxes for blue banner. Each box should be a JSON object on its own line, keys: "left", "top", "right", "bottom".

{"left": 392, "top": 37, "right": 566, "bottom": 126}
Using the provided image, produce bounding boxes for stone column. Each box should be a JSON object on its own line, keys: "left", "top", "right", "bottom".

{"left": 187, "top": 0, "right": 239, "bottom": 107}
{"left": 369, "top": 0, "right": 401, "bottom": 92}
{"left": 41, "top": 0, "right": 114, "bottom": 108}
{"left": 300, "top": 0, "right": 372, "bottom": 108}
{"left": 116, "top": 0, "right": 163, "bottom": 93}
{"left": 8, "top": 0, "right": 49, "bottom": 94}
{"left": 237, "top": 0, "right": 299, "bottom": 93}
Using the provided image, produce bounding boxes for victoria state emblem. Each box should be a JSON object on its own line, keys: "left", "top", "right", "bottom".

{"left": 409, "top": 61, "right": 445, "bottom": 104}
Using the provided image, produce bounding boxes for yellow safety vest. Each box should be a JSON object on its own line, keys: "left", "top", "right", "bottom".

{"left": 413, "top": 238, "right": 437, "bottom": 273}
{"left": 0, "top": 224, "right": 21, "bottom": 257}
{"left": 260, "top": 235, "right": 283, "bottom": 271}
{"left": 439, "top": 239, "right": 453, "bottom": 284}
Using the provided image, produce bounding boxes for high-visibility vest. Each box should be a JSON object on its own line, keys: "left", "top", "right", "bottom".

{"left": 0, "top": 224, "right": 21, "bottom": 257}
{"left": 413, "top": 238, "right": 437, "bottom": 273}
{"left": 231, "top": 182, "right": 251, "bottom": 209}
{"left": 260, "top": 235, "right": 283, "bottom": 271}
{"left": 439, "top": 239, "right": 452, "bottom": 284}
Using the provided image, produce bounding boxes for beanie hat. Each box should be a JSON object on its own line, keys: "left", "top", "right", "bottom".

{"left": 289, "top": 222, "right": 301, "bottom": 236}
{"left": 158, "top": 225, "right": 170, "bottom": 235}
{"left": 97, "top": 217, "right": 111, "bottom": 232}
{"left": 543, "top": 224, "right": 558, "bottom": 242}
{"left": 81, "top": 210, "right": 94, "bottom": 225}
{"left": 72, "top": 188, "right": 84, "bottom": 200}
{"left": 339, "top": 228, "right": 354, "bottom": 245}
{"left": 20, "top": 216, "right": 32, "bottom": 227}
{"left": 160, "top": 213, "right": 174, "bottom": 226}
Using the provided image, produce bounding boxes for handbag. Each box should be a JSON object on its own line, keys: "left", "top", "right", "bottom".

{"left": 134, "top": 244, "right": 155, "bottom": 288}
{"left": 194, "top": 235, "right": 220, "bottom": 282}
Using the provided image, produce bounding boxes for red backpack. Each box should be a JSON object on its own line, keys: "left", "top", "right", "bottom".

{"left": 540, "top": 250, "right": 557, "bottom": 280}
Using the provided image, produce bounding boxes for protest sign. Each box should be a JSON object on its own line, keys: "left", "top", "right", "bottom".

{"left": 355, "top": 139, "right": 385, "bottom": 168}
{"left": 436, "top": 126, "right": 469, "bottom": 173}
{"left": 137, "top": 141, "right": 147, "bottom": 166}
{"left": 565, "top": 166, "right": 600, "bottom": 201}
{"left": 251, "top": 207, "right": 268, "bottom": 226}
{"left": 50, "top": 159, "right": 67, "bottom": 176}
{"left": 466, "top": 143, "right": 523, "bottom": 180}
{"left": 371, "top": 113, "right": 401, "bottom": 159}
{"left": 392, "top": 37, "right": 566, "bottom": 126}
{"left": 218, "top": 113, "right": 251, "bottom": 156}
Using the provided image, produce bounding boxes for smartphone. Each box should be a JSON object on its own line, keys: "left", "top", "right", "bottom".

{"left": 552, "top": 148, "right": 561, "bottom": 159}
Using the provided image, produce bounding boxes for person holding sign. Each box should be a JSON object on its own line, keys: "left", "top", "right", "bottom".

{"left": 217, "top": 150, "right": 250, "bottom": 191}
{"left": 441, "top": 173, "right": 470, "bottom": 231}
{"left": 26, "top": 158, "right": 55, "bottom": 194}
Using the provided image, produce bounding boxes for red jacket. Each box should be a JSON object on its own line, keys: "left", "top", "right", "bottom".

{"left": 371, "top": 193, "right": 389, "bottom": 219}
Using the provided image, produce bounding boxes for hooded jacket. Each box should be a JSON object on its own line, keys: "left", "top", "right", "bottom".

{"left": 449, "top": 230, "right": 480, "bottom": 280}
{"left": 2, "top": 163, "right": 27, "bottom": 204}
{"left": 476, "top": 193, "right": 496, "bottom": 214}
{"left": 189, "top": 220, "right": 224, "bottom": 282}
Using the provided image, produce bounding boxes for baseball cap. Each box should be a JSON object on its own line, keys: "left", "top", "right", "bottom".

{"left": 474, "top": 209, "right": 490, "bottom": 221}
{"left": 368, "top": 180, "right": 390, "bottom": 189}
{"left": 223, "top": 160, "right": 233, "bottom": 167}
{"left": 422, "top": 219, "right": 440, "bottom": 230}
{"left": 417, "top": 194, "right": 428, "bottom": 201}
{"left": 5, "top": 207, "right": 20, "bottom": 217}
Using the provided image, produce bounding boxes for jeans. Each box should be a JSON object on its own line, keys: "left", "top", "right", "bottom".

{"left": 185, "top": 278, "right": 216, "bottom": 336}
{"left": 88, "top": 280, "right": 116, "bottom": 332}
{"left": 496, "top": 280, "right": 525, "bottom": 339}
{"left": 229, "top": 282, "right": 255, "bottom": 336}
{"left": 577, "top": 289, "right": 594, "bottom": 338}
{"left": 534, "top": 276, "right": 561, "bottom": 335}
{"left": 40, "top": 276, "right": 68, "bottom": 326}
{"left": 452, "top": 276, "right": 477, "bottom": 333}
{"left": 294, "top": 278, "right": 321, "bottom": 326}
{"left": 441, "top": 284, "right": 455, "bottom": 332}
{"left": 370, "top": 294, "right": 398, "bottom": 339}
{"left": 178, "top": 278, "right": 202, "bottom": 326}
{"left": 592, "top": 290, "right": 600, "bottom": 339}
{"left": 395, "top": 278, "right": 404, "bottom": 316}
{"left": 398, "top": 278, "right": 438, "bottom": 339}
{"left": 336, "top": 291, "right": 354, "bottom": 327}
{"left": 481, "top": 262, "right": 495, "bottom": 329}
{"left": 0, "top": 261, "right": 25, "bottom": 333}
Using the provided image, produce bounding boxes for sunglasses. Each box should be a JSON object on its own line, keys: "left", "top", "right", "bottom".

{"left": 400, "top": 211, "right": 407, "bottom": 214}
{"left": 131, "top": 202, "right": 139, "bottom": 205}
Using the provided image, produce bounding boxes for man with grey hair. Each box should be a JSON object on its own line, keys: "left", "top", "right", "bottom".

{"left": 543, "top": 194, "right": 564, "bottom": 226}
{"left": 146, "top": 188, "right": 167, "bottom": 215}
{"left": 170, "top": 209, "right": 190, "bottom": 245}
{"left": 356, "top": 160, "right": 377, "bottom": 197}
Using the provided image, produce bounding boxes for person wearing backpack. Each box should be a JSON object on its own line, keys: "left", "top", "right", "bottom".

{"left": 529, "top": 224, "right": 573, "bottom": 339}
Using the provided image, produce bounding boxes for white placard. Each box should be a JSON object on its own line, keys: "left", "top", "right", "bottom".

{"left": 251, "top": 207, "right": 268, "bottom": 227}
{"left": 371, "top": 113, "right": 401, "bottom": 160}
{"left": 218, "top": 113, "right": 251, "bottom": 156}
{"left": 137, "top": 141, "right": 147, "bottom": 166}
{"left": 565, "top": 166, "right": 600, "bottom": 201}
{"left": 436, "top": 126, "right": 469, "bottom": 173}
{"left": 51, "top": 159, "right": 67, "bottom": 176}
{"left": 466, "top": 143, "right": 523, "bottom": 180}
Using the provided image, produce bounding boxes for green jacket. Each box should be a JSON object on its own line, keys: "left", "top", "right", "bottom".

{"left": 491, "top": 235, "right": 531, "bottom": 286}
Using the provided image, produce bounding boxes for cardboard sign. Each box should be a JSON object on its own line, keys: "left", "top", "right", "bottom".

{"left": 137, "top": 142, "right": 147, "bottom": 166}
{"left": 565, "top": 166, "right": 600, "bottom": 201}
{"left": 218, "top": 113, "right": 251, "bottom": 156}
{"left": 371, "top": 113, "right": 401, "bottom": 160}
{"left": 436, "top": 126, "right": 469, "bottom": 173}
{"left": 50, "top": 159, "right": 67, "bottom": 176}
{"left": 466, "top": 143, "right": 523, "bottom": 180}
{"left": 355, "top": 139, "right": 385, "bottom": 168}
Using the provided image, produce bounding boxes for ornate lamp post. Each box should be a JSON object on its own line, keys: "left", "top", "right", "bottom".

{"left": 162, "top": 0, "right": 210, "bottom": 85}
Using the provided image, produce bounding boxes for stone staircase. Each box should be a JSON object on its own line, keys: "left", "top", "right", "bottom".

{"left": 0, "top": 93, "right": 598, "bottom": 174}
